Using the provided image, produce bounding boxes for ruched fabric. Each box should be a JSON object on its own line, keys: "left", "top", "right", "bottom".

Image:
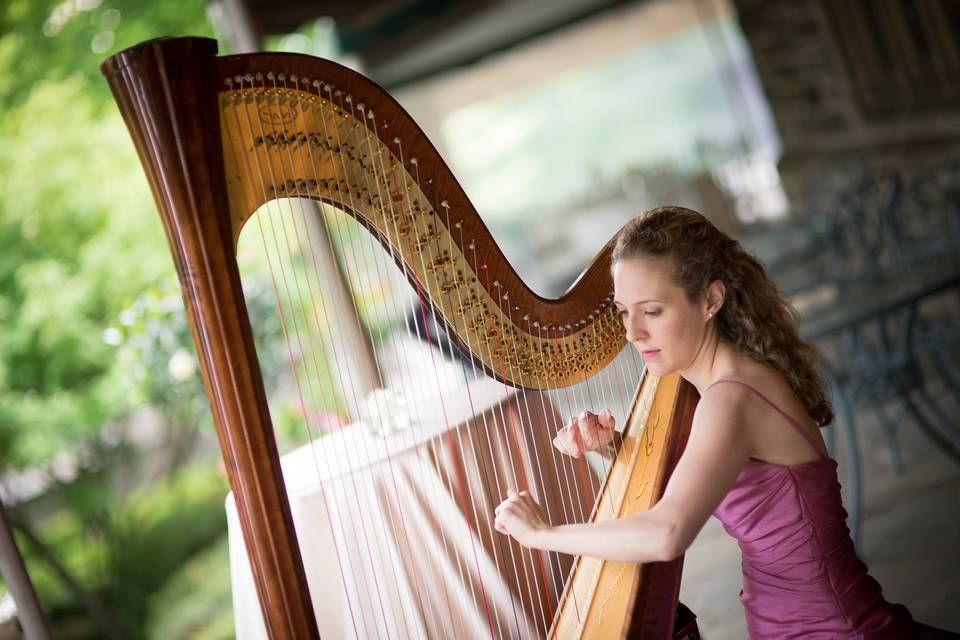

{"left": 710, "top": 380, "right": 914, "bottom": 639}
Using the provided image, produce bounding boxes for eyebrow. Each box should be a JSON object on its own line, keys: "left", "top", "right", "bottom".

{"left": 613, "top": 299, "right": 660, "bottom": 307}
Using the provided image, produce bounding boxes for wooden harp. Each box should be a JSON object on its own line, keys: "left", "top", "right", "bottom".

{"left": 101, "top": 37, "right": 698, "bottom": 639}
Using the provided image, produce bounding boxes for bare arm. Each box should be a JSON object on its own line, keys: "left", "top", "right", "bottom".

{"left": 495, "top": 385, "right": 753, "bottom": 563}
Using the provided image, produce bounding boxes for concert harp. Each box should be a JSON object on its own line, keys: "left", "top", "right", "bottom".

{"left": 101, "top": 37, "right": 699, "bottom": 639}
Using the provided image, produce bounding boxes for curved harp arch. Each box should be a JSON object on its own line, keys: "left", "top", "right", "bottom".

{"left": 102, "top": 36, "right": 698, "bottom": 640}
{"left": 217, "top": 50, "right": 625, "bottom": 390}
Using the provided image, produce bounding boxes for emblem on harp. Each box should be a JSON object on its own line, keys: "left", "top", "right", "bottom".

{"left": 258, "top": 103, "right": 298, "bottom": 125}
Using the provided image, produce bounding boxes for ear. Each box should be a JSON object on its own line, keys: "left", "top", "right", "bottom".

{"left": 705, "top": 280, "right": 725, "bottom": 317}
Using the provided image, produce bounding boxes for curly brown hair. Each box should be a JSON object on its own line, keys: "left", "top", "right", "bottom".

{"left": 612, "top": 206, "right": 834, "bottom": 427}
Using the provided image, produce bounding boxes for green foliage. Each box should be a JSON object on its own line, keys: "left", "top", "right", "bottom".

{"left": 145, "top": 534, "right": 234, "bottom": 640}
{"left": 0, "top": 76, "right": 152, "bottom": 466}
{"left": 0, "top": 2, "right": 230, "bottom": 637}
{"left": 0, "top": 3, "right": 340, "bottom": 636}
{"left": 19, "top": 465, "right": 229, "bottom": 639}
{"left": 0, "top": 0, "right": 209, "bottom": 469}
{"left": 0, "top": 0, "right": 213, "bottom": 112}
{"left": 111, "top": 282, "right": 209, "bottom": 428}
{"left": 102, "top": 465, "right": 228, "bottom": 636}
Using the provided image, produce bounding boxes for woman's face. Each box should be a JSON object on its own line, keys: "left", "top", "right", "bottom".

{"left": 612, "top": 257, "right": 711, "bottom": 376}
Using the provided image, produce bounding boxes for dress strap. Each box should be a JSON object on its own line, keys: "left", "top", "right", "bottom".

{"left": 707, "top": 378, "right": 828, "bottom": 458}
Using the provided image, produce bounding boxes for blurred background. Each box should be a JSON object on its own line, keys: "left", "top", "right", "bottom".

{"left": 1, "top": 0, "right": 958, "bottom": 638}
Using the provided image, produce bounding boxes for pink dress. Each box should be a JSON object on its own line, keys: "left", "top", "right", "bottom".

{"left": 710, "top": 379, "right": 915, "bottom": 639}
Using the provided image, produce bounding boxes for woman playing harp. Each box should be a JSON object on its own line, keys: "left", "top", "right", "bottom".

{"left": 496, "top": 206, "right": 957, "bottom": 639}
{"left": 102, "top": 36, "right": 707, "bottom": 640}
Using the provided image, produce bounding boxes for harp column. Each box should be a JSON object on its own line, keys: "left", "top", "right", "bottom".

{"left": 102, "top": 38, "right": 319, "bottom": 640}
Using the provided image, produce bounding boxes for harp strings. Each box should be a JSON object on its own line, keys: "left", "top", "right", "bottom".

{"left": 387, "top": 138, "right": 534, "bottom": 637}
{"left": 312, "top": 81, "right": 501, "bottom": 637}
{"left": 233, "top": 74, "right": 395, "bottom": 638}
{"left": 339, "top": 89, "right": 505, "bottom": 637}
{"left": 224, "top": 71, "right": 654, "bottom": 639}
{"left": 403, "top": 160, "right": 550, "bottom": 631}
{"left": 304, "top": 83, "right": 460, "bottom": 638}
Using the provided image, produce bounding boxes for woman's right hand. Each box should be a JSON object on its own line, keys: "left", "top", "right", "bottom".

{"left": 553, "top": 409, "right": 616, "bottom": 458}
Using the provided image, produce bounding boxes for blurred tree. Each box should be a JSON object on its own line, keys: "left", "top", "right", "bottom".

{"left": 0, "top": 1, "right": 220, "bottom": 637}
{"left": 0, "top": 1, "right": 353, "bottom": 634}
{"left": 0, "top": 0, "right": 213, "bottom": 470}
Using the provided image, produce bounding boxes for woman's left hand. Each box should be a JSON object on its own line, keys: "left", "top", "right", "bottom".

{"left": 494, "top": 489, "right": 551, "bottom": 547}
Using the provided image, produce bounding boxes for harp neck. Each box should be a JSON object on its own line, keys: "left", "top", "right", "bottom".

{"left": 104, "top": 36, "right": 627, "bottom": 390}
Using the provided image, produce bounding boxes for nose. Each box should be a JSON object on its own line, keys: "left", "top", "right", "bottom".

{"left": 623, "top": 313, "right": 648, "bottom": 344}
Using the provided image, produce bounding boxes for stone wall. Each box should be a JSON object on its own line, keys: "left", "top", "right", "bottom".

{"left": 732, "top": 0, "right": 960, "bottom": 215}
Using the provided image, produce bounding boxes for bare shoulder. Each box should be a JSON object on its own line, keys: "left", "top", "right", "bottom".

{"left": 700, "top": 366, "right": 825, "bottom": 464}
{"left": 690, "top": 382, "right": 752, "bottom": 441}
{"left": 698, "top": 379, "right": 755, "bottom": 409}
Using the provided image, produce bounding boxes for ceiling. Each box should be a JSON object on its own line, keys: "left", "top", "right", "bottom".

{"left": 233, "top": 0, "right": 641, "bottom": 88}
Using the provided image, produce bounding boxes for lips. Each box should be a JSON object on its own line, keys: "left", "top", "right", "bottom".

{"left": 641, "top": 349, "right": 660, "bottom": 358}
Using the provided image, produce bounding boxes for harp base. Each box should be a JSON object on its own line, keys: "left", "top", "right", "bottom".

{"left": 673, "top": 602, "right": 701, "bottom": 639}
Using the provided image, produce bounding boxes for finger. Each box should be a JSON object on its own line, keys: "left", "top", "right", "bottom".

{"left": 598, "top": 408, "right": 616, "bottom": 431}
{"left": 568, "top": 428, "right": 583, "bottom": 458}
{"left": 578, "top": 412, "right": 598, "bottom": 449}
{"left": 507, "top": 487, "right": 517, "bottom": 498}
{"left": 552, "top": 434, "right": 570, "bottom": 456}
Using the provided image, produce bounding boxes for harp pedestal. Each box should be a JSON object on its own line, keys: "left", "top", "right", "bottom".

{"left": 228, "top": 377, "right": 597, "bottom": 639}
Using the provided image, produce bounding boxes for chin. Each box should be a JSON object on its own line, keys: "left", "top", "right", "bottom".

{"left": 641, "top": 360, "right": 675, "bottom": 377}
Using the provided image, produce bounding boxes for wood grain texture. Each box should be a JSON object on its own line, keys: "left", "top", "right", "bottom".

{"left": 101, "top": 37, "right": 319, "bottom": 640}
{"left": 548, "top": 374, "right": 698, "bottom": 639}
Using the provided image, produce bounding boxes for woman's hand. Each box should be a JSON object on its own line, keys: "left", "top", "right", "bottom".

{"left": 553, "top": 409, "right": 616, "bottom": 458}
{"left": 494, "top": 489, "right": 550, "bottom": 547}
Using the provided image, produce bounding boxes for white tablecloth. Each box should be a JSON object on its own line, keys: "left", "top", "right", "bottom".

{"left": 228, "top": 377, "right": 597, "bottom": 639}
